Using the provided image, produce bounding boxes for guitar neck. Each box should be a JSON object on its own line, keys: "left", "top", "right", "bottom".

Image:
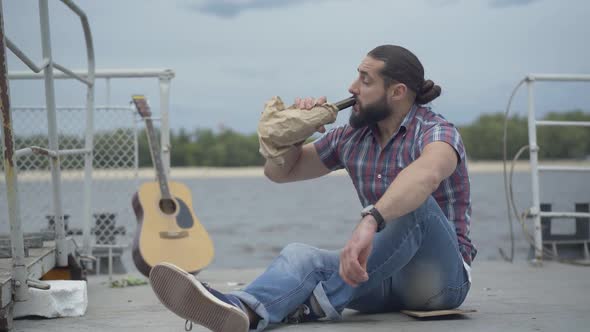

{"left": 144, "top": 117, "right": 171, "bottom": 199}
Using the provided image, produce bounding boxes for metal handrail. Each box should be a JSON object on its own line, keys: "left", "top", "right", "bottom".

{"left": 59, "top": 0, "right": 96, "bottom": 262}
{"left": 8, "top": 69, "right": 175, "bottom": 177}
{"left": 1, "top": 0, "right": 96, "bottom": 303}
{"left": 520, "top": 74, "right": 590, "bottom": 262}
{"left": 538, "top": 165, "right": 590, "bottom": 172}
{"left": 539, "top": 212, "right": 590, "bottom": 219}
{"left": 8, "top": 68, "right": 175, "bottom": 80}
{"left": 14, "top": 147, "right": 92, "bottom": 159}
{"left": 527, "top": 74, "right": 590, "bottom": 82}
{"left": 12, "top": 105, "right": 134, "bottom": 111}
{"left": 536, "top": 120, "right": 590, "bottom": 127}
{"left": 0, "top": 3, "right": 29, "bottom": 303}
{"left": 5, "top": 38, "right": 50, "bottom": 73}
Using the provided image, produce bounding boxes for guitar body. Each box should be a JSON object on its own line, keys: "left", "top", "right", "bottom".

{"left": 132, "top": 181, "right": 214, "bottom": 277}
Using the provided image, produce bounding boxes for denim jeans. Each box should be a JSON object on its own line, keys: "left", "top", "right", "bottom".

{"left": 231, "top": 196, "right": 471, "bottom": 331}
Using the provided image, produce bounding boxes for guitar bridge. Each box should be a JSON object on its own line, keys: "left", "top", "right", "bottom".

{"left": 159, "top": 231, "right": 189, "bottom": 239}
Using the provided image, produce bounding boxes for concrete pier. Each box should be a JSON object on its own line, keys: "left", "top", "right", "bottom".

{"left": 12, "top": 260, "right": 590, "bottom": 332}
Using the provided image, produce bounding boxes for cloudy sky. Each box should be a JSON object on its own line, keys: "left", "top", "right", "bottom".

{"left": 4, "top": 0, "right": 590, "bottom": 133}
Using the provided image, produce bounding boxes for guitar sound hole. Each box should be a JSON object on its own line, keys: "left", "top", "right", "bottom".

{"left": 159, "top": 198, "right": 177, "bottom": 215}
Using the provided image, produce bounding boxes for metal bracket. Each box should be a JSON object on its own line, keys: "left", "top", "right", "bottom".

{"left": 26, "top": 279, "right": 51, "bottom": 290}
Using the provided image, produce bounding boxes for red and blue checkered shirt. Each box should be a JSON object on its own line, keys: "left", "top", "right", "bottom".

{"left": 313, "top": 104, "right": 476, "bottom": 265}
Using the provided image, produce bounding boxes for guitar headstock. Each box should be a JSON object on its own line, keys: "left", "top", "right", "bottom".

{"left": 132, "top": 95, "right": 152, "bottom": 119}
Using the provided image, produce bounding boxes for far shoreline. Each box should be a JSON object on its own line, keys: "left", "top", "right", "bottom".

{"left": 6, "top": 160, "right": 589, "bottom": 182}
{"left": 154, "top": 160, "right": 590, "bottom": 179}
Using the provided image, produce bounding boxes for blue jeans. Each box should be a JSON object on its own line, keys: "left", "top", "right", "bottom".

{"left": 231, "top": 196, "right": 471, "bottom": 331}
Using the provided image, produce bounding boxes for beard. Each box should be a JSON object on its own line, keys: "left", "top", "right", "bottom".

{"left": 349, "top": 95, "right": 392, "bottom": 129}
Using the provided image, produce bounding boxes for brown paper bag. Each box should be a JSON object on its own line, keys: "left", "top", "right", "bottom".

{"left": 257, "top": 96, "right": 338, "bottom": 166}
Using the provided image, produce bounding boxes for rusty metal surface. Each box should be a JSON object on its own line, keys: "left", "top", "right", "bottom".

{"left": 0, "top": 7, "right": 14, "bottom": 167}
{"left": 30, "top": 146, "right": 50, "bottom": 157}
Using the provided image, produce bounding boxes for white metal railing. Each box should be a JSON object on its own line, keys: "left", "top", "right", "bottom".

{"left": 538, "top": 212, "right": 590, "bottom": 219}
{"left": 0, "top": 105, "right": 139, "bottom": 273}
{"left": 523, "top": 73, "right": 590, "bottom": 262}
{"left": 9, "top": 68, "right": 175, "bottom": 180}
{"left": 538, "top": 165, "right": 590, "bottom": 172}
{"left": 2, "top": 0, "right": 176, "bottom": 300}
{"left": 8, "top": 70, "right": 175, "bottom": 257}
{"left": 536, "top": 120, "right": 590, "bottom": 127}
{"left": 1, "top": 0, "right": 95, "bottom": 302}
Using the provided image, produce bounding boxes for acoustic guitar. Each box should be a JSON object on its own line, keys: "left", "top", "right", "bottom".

{"left": 131, "top": 95, "right": 214, "bottom": 277}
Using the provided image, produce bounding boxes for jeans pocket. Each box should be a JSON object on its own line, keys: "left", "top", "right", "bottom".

{"left": 421, "top": 280, "right": 471, "bottom": 310}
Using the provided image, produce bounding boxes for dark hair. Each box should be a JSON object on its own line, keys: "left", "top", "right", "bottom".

{"left": 367, "top": 45, "right": 441, "bottom": 105}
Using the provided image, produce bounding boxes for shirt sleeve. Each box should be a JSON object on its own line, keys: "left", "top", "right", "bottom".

{"left": 417, "top": 122, "right": 466, "bottom": 164}
{"left": 313, "top": 126, "right": 345, "bottom": 171}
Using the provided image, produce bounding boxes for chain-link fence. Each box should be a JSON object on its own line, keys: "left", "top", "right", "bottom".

{"left": 0, "top": 105, "right": 139, "bottom": 257}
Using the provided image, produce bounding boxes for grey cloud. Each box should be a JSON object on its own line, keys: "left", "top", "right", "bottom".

{"left": 425, "top": 0, "right": 460, "bottom": 6}
{"left": 427, "top": 0, "right": 542, "bottom": 8}
{"left": 489, "top": 0, "right": 542, "bottom": 8}
{"left": 187, "top": 0, "right": 319, "bottom": 18}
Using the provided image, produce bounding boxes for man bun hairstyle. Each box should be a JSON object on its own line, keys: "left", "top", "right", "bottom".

{"left": 368, "top": 45, "right": 442, "bottom": 105}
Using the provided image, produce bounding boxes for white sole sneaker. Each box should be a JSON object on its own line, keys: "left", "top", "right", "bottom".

{"left": 149, "top": 262, "right": 249, "bottom": 332}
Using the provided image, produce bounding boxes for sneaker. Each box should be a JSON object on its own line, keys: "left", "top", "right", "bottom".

{"left": 149, "top": 262, "right": 249, "bottom": 332}
{"left": 283, "top": 296, "right": 326, "bottom": 324}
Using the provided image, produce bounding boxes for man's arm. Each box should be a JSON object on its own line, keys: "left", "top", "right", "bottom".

{"left": 263, "top": 96, "right": 334, "bottom": 183}
{"left": 339, "top": 141, "right": 459, "bottom": 287}
{"left": 370, "top": 141, "right": 458, "bottom": 225}
{"left": 264, "top": 143, "right": 331, "bottom": 183}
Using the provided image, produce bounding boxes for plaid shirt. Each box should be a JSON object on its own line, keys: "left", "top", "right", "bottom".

{"left": 314, "top": 104, "right": 476, "bottom": 265}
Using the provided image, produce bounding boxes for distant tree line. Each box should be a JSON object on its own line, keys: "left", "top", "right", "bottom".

{"left": 2, "top": 110, "right": 588, "bottom": 169}
{"left": 138, "top": 128, "right": 264, "bottom": 168}
{"left": 152, "top": 109, "right": 589, "bottom": 166}
{"left": 459, "top": 110, "right": 590, "bottom": 160}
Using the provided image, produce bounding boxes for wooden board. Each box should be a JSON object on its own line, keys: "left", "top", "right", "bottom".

{"left": 401, "top": 308, "right": 476, "bottom": 318}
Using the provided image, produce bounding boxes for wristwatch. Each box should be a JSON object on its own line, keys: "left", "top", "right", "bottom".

{"left": 360, "top": 204, "right": 386, "bottom": 232}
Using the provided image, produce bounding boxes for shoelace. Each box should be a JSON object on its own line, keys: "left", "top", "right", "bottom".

{"left": 284, "top": 304, "right": 311, "bottom": 324}
{"left": 183, "top": 282, "right": 238, "bottom": 331}
{"left": 185, "top": 320, "right": 192, "bottom": 331}
{"left": 184, "top": 282, "right": 211, "bottom": 331}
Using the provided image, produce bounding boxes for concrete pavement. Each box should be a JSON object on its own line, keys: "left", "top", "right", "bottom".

{"left": 13, "top": 260, "right": 590, "bottom": 331}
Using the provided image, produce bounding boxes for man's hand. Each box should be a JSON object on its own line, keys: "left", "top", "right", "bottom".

{"left": 339, "top": 216, "right": 378, "bottom": 287}
{"left": 294, "top": 96, "right": 327, "bottom": 133}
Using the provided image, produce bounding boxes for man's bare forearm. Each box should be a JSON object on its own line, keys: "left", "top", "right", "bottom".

{"left": 371, "top": 143, "right": 458, "bottom": 227}
{"left": 263, "top": 145, "right": 303, "bottom": 183}
{"left": 374, "top": 160, "right": 440, "bottom": 223}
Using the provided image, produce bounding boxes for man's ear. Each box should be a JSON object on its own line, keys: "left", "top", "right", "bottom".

{"left": 388, "top": 83, "right": 407, "bottom": 102}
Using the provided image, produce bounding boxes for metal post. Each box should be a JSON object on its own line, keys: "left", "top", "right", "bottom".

{"left": 159, "top": 77, "right": 171, "bottom": 175}
{"left": 526, "top": 78, "right": 543, "bottom": 263}
{"left": 133, "top": 110, "right": 139, "bottom": 180}
{"left": 105, "top": 77, "right": 110, "bottom": 106}
{"left": 108, "top": 247, "right": 113, "bottom": 283}
{"left": 39, "top": 0, "right": 67, "bottom": 266}
{"left": 67, "top": 0, "right": 97, "bottom": 259}
{"left": 0, "top": 0, "right": 29, "bottom": 301}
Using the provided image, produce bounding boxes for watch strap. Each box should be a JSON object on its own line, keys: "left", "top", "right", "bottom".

{"left": 362, "top": 205, "right": 386, "bottom": 232}
{"left": 369, "top": 207, "right": 386, "bottom": 232}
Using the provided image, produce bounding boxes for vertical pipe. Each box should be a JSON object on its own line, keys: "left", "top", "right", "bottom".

{"left": 105, "top": 77, "right": 110, "bottom": 106}
{"left": 78, "top": 0, "right": 96, "bottom": 259}
{"left": 81, "top": 91, "right": 94, "bottom": 257}
{"left": 158, "top": 77, "right": 171, "bottom": 175}
{"left": 39, "top": 0, "right": 67, "bottom": 266}
{"left": 133, "top": 109, "right": 139, "bottom": 181}
{"left": 526, "top": 79, "right": 543, "bottom": 262}
{"left": 0, "top": 0, "right": 29, "bottom": 301}
{"left": 81, "top": 86, "right": 94, "bottom": 258}
{"left": 108, "top": 247, "right": 113, "bottom": 283}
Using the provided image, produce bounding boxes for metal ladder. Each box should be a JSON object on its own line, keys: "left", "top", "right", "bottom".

{"left": 523, "top": 74, "right": 590, "bottom": 262}
{"left": 0, "top": 0, "right": 95, "bottom": 302}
